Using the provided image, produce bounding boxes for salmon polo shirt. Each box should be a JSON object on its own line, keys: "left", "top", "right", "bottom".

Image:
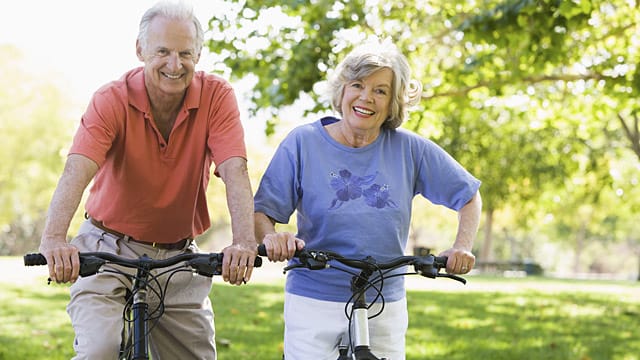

{"left": 69, "top": 67, "right": 247, "bottom": 243}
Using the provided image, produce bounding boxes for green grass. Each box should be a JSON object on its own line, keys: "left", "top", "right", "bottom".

{"left": 3, "top": 263, "right": 639, "bottom": 360}
{"left": 0, "top": 282, "right": 75, "bottom": 359}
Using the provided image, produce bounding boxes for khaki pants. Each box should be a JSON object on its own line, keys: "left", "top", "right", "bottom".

{"left": 67, "top": 220, "right": 216, "bottom": 360}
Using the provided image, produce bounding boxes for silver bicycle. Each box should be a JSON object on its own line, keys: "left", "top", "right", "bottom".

{"left": 258, "top": 244, "right": 466, "bottom": 359}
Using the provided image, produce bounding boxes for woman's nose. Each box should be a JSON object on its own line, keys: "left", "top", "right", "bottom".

{"left": 359, "top": 88, "right": 373, "bottom": 102}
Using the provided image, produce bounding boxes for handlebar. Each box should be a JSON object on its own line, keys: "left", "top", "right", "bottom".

{"left": 257, "top": 244, "right": 465, "bottom": 284}
{"left": 24, "top": 251, "right": 262, "bottom": 278}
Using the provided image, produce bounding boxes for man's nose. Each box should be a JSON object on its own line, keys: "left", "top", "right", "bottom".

{"left": 166, "top": 52, "right": 183, "bottom": 70}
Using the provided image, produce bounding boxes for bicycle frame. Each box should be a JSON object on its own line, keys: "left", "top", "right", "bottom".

{"left": 125, "top": 257, "right": 154, "bottom": 360}
{"left": 343, "top": 266, "right": 380, "bottom": 360}
{"left": 258, "top": 245, "right": 465, "bottom": 360}
{"left": 344, "top": 298, "right": 380, "bottom": 359}
{"left": 24, "top": 251, "right": 262, "bottom": 360}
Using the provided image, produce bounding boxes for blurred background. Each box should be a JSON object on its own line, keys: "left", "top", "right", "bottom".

{"left": 1, "top": 0, "right": 639, "bottom": 281}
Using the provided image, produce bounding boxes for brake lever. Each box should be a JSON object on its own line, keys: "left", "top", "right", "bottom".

{"left": 79, "top": 256, "right": 107, "bottom": 278}
{"left": 414, "top": 256, "right": 467, "bottom": 284}
{"left": 283, "top": 257, "right": 329, "bottom": 273}
{"left": 188, "top": 256, "right": 222, "bottom": 277}
{"left": 283, "top": 263, "right": 305, "bottom": 273}
{"left": 438, "top": 273, "right": 467, "bottom": 284}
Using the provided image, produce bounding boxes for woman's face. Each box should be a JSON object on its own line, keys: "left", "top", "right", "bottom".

{"left": 340, "top": 68, "right": 393, "bottom": 132}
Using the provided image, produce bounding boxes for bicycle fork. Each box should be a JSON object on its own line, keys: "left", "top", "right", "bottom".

{"left": 132, "top": 287, "right": 149, "bottom": 359}
{"left": 340, "top": 264, "right": 384, "bottom": 360}
{"left": 338, "top": 293, "right": 385, "bottom": 360}
{"left": 129, "top": 268, "right": 151, "bottom": 360}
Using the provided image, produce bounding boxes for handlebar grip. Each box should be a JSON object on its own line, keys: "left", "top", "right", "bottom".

{"left": 256, "top": 243, "right": 303, "bottom": 258}
{"left": 433, "top": 256, "right": 448, "bottom": 269}
{"left": 257, "top": 244, "right": 267, "bottom": 257}
{"left": 24, "top": 253, "right": 47, "bottom": 266}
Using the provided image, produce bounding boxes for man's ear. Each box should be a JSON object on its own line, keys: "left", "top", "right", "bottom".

{"left": 136, "top": 40, "right": 144, "bottom": 61}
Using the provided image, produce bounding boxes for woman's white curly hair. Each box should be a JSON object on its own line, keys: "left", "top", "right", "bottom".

{"left": 328, "top": 37, "right": 422, "bottom": 130}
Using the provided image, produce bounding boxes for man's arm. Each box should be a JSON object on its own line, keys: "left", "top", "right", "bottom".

{"left": 39, "top": 154, "right": 98, "bottom": 283}
{"left": 217, "top": 156, "right": 257, "bottom": 285}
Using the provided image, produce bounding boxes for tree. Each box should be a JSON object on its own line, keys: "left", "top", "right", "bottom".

{"left": 0, "top": 45, "right": 74, "bottom": 255}
{"left": 207, "top": 0, "right": 640, "bottom": 273}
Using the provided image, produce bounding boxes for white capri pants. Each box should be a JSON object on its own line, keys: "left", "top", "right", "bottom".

{"left": 284, "top": 292, "right": 408, "bottom": 360}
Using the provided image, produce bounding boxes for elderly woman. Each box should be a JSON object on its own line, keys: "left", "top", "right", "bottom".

{"left": 255, "top": 37, "right": 482, "bottom": 359}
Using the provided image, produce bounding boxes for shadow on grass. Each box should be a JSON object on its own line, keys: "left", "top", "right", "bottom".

{"left": 211, "top": 283, "right": 286, "bottom": 359}
{"left": 0, "top": 283, "right": 75, "bottom": 360}
{"left": 406, "top": 289, "right": 640, "bottom": 360}
{"left": 2, "top": 279, "right": 639, "bottom": 360}
{"left": 211, "top": 281, "right": 640, "bottom": 360}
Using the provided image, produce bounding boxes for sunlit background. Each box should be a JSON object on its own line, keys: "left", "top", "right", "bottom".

{"left": 1, "top": 1, "right": 212, "bottom": 103}
{"left": 2, "top": 0, "right": 639, "bottom": 280}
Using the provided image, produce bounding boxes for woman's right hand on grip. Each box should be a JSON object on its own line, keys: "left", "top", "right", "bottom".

{"left": 260, "top": 233, "right": 305, "bottom": 262}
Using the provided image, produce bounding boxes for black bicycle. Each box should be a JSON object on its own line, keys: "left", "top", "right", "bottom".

{"left": 258, "top": 244, "right": 466, "bottom": 360}
{"left": 24, "top": 251, "right": 262, "bottom": 360}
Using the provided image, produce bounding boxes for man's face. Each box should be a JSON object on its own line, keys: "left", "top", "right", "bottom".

{"left": 136, "top": 16, "right": 200, "bottom": 98}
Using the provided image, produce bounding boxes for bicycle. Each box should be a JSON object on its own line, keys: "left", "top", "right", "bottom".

{"left": 257, "top": 244, "right": 466, "bottom": 360}
{"left": 24, "top": 250, "right": 262, "bottom": 360}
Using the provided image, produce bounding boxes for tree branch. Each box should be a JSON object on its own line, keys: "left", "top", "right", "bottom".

{"left": 423, "top": 72, "right": 604, "bottom": 100}
{"left": 617, "top": 113, "right": 640, "bottom": 160}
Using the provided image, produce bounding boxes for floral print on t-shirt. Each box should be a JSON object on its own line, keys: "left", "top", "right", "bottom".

{"left": 328, "top": 169, "right": 397, "bottom": 210}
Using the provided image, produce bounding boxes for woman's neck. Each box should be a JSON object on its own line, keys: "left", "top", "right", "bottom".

{"left": 326, "top": 121, "right": 379, "bottom": 148}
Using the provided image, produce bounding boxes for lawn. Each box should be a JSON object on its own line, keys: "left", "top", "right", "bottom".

{"left": 2, "top": 257, "right": 639, "bottom": 360}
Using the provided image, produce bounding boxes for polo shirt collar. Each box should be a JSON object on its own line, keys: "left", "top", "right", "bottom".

{"left": 127, "top": 67, "right": 202, "bottom": 113}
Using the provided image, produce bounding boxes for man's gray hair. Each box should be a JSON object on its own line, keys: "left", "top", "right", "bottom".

{"left": 138, "top": 1, "right": 204, "bottom": 54}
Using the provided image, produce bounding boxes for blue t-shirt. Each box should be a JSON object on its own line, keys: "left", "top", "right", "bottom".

{"left": 254, "top": 117, "right": 481, "bottom": 302}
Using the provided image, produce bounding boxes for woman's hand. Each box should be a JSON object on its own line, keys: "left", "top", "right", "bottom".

{"left": 262, "top": 232, "right": 305, "bottom": 262}
{"left": 438, "top": 247, "right": 475, "bottom": 274}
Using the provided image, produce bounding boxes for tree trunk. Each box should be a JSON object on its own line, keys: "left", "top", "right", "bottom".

{"left": 617, "top": 113, "right": 640, "bottom": 159}
{"left": 480, "top": 208, "right": 494, "bottom": 262}
{"left": 637, "top": 253, "right": 640, "bottom": 281}
{"left": 574, "top": 221, "right": 586, "bottom": 274}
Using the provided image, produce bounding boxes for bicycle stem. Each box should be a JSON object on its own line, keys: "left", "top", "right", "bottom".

{"left": 132, "top": 268, "right": 151, "bottom": 360}
{"left": 348, "top": 294, "right": 383, "bottom": 360}
{"left": 348, "top": 265, "right": 384, "bottom": 360}
{"left": 352, "top": 294, "right": 370, "bottom": 349}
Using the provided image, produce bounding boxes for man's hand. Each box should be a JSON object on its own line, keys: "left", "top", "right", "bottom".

{"left": 221, "top": 243, "right": 257, "bottom": 285}
{"left": 39, "top": 241, "right": 80, "bottom": 283}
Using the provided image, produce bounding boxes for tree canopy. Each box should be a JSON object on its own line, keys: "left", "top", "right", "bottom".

{"left": 207, "top": 0, "right": 640, "bottom": 268}
{"left": 0, "top": 45, "right": 74, "bottom": 254}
